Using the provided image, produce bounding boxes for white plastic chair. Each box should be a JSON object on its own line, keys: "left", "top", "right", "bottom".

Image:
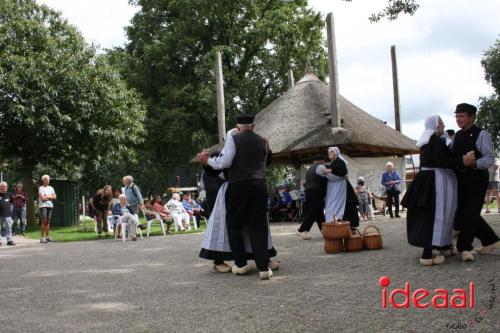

{"left": 144, "top": 210, "right": 166, "bottom": 238}
{"left": 114, "top": 214, "right": 143, "bottom": 241}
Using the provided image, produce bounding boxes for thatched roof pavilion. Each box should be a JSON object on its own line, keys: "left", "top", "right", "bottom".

{"left": 252, "top": 70, "right": 418, "bottom": 165}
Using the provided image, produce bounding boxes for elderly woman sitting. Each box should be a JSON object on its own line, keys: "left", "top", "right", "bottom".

{"left": 153, "top": 195, "right": 173, "bottom": 234}
{"left": 112, "top": 194, "right": 140, "bottom": 241}
{"left": 166, "top": 193, "right": 190, "bottom": 231}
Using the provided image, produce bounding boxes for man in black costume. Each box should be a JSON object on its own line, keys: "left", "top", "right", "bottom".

{"left": 199, "top": 114, "right": 274, "bottom": 279}
{"left": 296, "top": 155, "right": 327, "bottom": 240}
{"left": 451, "top": 103, "right": 500, "bottom": 262}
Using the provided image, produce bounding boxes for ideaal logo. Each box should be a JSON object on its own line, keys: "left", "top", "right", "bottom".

{"left": 379, "top": 276, "right": 475, "bottom": 309}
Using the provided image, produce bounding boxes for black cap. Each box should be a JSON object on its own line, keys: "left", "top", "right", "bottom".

{"left": 209, "top": 150, "right": 221, "bottom": 158}
{"left": 446, "top": 129, "right": 455, "bottom": 136}
{"left": 455, "top": 103, "right": 477, "bottom": 115}
{"left": 312, "top": 155, "right": 325, "bottom": 162}
{"left": 236, "top": 114, "right": 255, "bottom": 125}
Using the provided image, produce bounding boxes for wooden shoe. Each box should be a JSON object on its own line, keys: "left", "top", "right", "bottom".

{"left": 476, "top": 240, "right": 500, "bottom": 254}
{"left": 232, "top": 264, "right": 253, "bottom": 275}
{"left": 439, "top": 250, "right": 452, "bottom": 257}
{"left": 419, "top": 255, "right": 445, "bottom": 266}
{"left": 296, "top": 231, "right": 312, "bottom": 240}
{"left": 214, "top": 263, "right": 232, "bottom": 273}
{"left": 268, "top": 260, "right": 280, "bottom": 271}
{"left": 259, "top": 268, "right": 273, "bottom": 280}
{"left": 460, "top": 251, "right": 474, "bottom": 262}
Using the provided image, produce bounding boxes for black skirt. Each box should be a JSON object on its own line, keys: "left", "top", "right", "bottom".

{"left": 199, "top": 247, "right": 278, "bottom": 261}
{"left": 344, "top": 181, "right": 360, "bottom": 228}
{"left": 401, "top": 170, "right": 436, "bottom": 248}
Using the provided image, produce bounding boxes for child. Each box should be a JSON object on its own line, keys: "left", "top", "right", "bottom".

{"left": 356, "top": 177, "right": 372, "bottom": 221}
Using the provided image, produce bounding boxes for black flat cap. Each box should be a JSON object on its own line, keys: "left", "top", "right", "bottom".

{"left": 209, "top": 150, "right": 221, "bottom": 158}
{"left": 312, "top": 155, "right": 325, "bottom": 161}
{"left": 236, "top": 114, "right": 255, "bottom": 125}
{"left": 455, "top": 103, "right": 477, "bottom": 114}
{"left": 446, "top": 129, "right": 455, "bottom": 136}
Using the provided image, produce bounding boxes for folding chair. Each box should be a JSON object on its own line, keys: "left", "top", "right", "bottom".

{"left": 144, "top": 210, "right": 166, "bottom": 238}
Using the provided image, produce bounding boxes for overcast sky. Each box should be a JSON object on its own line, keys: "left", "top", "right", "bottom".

{"left": 38, "top": 0, "right": 500, "bottom": 140}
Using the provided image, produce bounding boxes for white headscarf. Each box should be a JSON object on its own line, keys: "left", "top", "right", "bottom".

{"left": 416, "top": 115, "right": 440, "bottom": 148}
{"left": 328, "top": 146, "right": 348, "bottom": 166}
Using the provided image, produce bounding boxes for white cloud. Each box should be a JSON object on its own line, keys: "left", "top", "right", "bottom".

{"left": 37, "top": 0, "right": 138, "bottom": 49}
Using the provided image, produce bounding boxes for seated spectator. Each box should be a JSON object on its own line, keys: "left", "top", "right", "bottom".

{"left": 166, "top": 193, "right": 190, "bottom": 231}
{"left": 111, "top": 188, "right": 121, "bottom": 206}
{"left": 153, "top": 195, "right": 173, "bottom": 234}
{"left": 279, "top": 187, "right": 297, "bottom": 221}
{"left": 182, "top": 192, "right": 203, "bottom": 228}
{"left": 112, "top": 194, "right": 140, "bottom": 241}
{"left": 143, "top": 199, "right": 156, "bottom": 219}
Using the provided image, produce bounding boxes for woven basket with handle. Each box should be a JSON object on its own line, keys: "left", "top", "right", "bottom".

{"left": 363, "top": 224, "right": 383, "bottom": 250}
{"left": 322, "top": 214, "right": 351, "bottom": 240}
{"left": 345, "top": 229, "right": 364, "bottom": 252}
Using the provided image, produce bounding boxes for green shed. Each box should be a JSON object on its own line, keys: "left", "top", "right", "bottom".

{"left": 49, "top": 180, "right": 79, "bottom": 227}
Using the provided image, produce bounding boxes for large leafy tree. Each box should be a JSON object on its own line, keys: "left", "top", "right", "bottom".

{"left": 111, "top": 0, "right": 329, "bottom": 191}
{"left": 0, "top": 0, "right": 146, "bottom": 225}
{"left": 477, "top": 38, "right": 500, "bottom": 151}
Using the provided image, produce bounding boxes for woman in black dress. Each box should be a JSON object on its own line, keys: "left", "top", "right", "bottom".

{"left": 402, "top": 116, "right": 457, "bottom": 266}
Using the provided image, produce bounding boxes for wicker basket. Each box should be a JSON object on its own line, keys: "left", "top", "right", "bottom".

{"left": 322, "top": 215, "right": 351, "bottom": 240}
{"left": 324, "top": 239, "right": 344, "bottom": 253}
{"left": 363, "top": 225, "right": 383, "bottom": 250}
{"left": 345, "top": 229, "right": 364, "bottom": 252}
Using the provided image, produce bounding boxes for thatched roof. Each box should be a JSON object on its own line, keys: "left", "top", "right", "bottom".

{"left": 193, "top": 71, "right": 417, "bottom": 164}
{"left": 252, "top": 72, "right": 418, "bottom": 164}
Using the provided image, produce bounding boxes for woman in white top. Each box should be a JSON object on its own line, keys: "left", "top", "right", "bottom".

{"left": 166, "top": 193, "right": 190, "bottom": 231}
{"left": 39, "top": 175, "right": 57, "bottom": 243}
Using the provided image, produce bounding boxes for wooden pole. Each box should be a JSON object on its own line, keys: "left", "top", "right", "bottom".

{"left": 326, "top": 13, "right": 340, "bottom": 128}
{"left": 215, "top": 51, "right": 226, "bottom": 144}
{"left": 288, "top": 68, "right": 295, "bottom": 88}
{"left": 391, "top": 45, "right": 402, "bottom": 132}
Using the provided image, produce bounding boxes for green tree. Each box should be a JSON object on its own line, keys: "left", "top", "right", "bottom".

{"left": 477, "top": 38, "right": 500, "bottom": 151}
{"left": 110, "top": 0, "right": 329, "bottom": 191}
{"left": 343, "top": 0, "right": 420, "bottom": 22}
{"left": 0, "top": 0, "right": 146, "bottom": 226}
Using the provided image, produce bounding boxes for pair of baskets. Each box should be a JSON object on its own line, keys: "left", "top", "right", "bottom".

{"left": 323, "top": 216, "right": 382, "bottom": 253}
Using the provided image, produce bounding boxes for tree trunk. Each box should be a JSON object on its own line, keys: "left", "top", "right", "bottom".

{"left": 22, "top": 160, "right": 37, "bottom": 228}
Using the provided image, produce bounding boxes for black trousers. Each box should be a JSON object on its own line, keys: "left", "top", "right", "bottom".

{"left": 456, "top": 177, "right": 499, "bottom": 252}
{"left": 298, "top": 191, "right": 325, "bottom": 232}
{"left": 386, "top": 189, "right": 400, "bottom": 215}
{"left": 226, "top": 179, "right": 269, "bottom": 271}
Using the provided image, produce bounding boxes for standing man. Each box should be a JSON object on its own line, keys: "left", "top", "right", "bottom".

{"left": 122, "top": 175, "right": 143, "bottom": 213}
{"left": 0, "top": 182, "right": 16, "bottom": 246}
{"left": 296, "top": 155, "right": 327, "bottom": 240}
{"left": 451, "top": 103, "right": 500, "bottom": 261}
{"left": 199, "top": 114, "right": 273, "bottom": 280}
{"left": 381, "top": 162, "right": 402, "bottom": 218}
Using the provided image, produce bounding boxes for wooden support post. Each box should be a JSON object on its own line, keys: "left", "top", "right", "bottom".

{"left": 288, "top": 68, "right": 295, "bottom": 88}
{"left": 326, "top": 13, "right": 340, "bottom": 128}
{"left": 215, "top": 51, "right": 226, "bottom": 143}
{"left": 391, "top": 45, "right": 402, "bottom": 132}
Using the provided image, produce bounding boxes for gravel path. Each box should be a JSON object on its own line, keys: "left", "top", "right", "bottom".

{"left": 0, "top": 215, "right": 498, "bottom": 333}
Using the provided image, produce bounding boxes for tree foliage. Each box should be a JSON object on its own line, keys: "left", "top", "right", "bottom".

{"left": 0, "top": 0, "right": 146, "bottom": 224}
{"left": 111, "top": 0, "right": 329, "bottom": 190}
{"left": 477, "top": 38, "right": 500, "bottom": 152}
{"left": 343, "top": 0, "right": 420, "bottom": 22}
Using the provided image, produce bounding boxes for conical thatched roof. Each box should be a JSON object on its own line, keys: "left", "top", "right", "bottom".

{"left": 191, "top": 71, "right": 417, "bottom": 164}
{"left": 252, "top": 72, "right": 417, "bottom": 164}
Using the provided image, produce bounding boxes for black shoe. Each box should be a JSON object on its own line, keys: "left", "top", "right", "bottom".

{"left": 389, "top": 214, "right": 394, "bottom": 219}
{"left": 395, "top": 214, "right": 401, "bottom": 218}
{"left": 7, "top": 240, "right": 16, "bottom": 246}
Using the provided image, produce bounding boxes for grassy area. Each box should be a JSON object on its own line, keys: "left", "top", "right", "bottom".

{"left": 25, "top": 217, "right": 206, "bottom": 242}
